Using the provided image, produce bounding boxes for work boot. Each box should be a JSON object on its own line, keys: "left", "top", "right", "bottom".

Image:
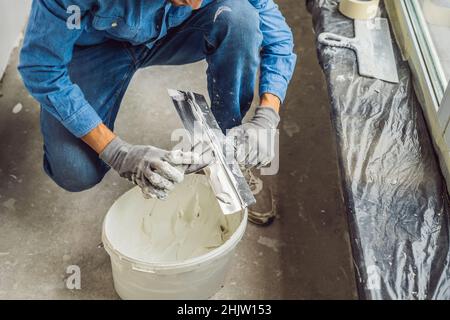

{"left": 243, "top": 168, "right": 276, "bottom": 226}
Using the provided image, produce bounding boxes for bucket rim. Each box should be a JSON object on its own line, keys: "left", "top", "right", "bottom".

{"left": 102, "top": 186, "right": 248, "bottom": 272}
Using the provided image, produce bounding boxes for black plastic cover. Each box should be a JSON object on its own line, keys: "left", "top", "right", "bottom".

{"left": 307, "top": 0, "right": 450, "bottom": 299}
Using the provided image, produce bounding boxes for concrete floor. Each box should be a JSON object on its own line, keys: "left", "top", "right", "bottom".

{"left": 0, "top": 0, "right": 358, "bottom": 299}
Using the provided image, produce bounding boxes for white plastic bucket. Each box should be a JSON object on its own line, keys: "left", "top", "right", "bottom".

{"left": 102, "top": 174, "right": 247, "bottom": 300}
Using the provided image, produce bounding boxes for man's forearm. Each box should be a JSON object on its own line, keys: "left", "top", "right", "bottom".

{"left": 260, "top": 93, "right": 281, "bottom": 113}
{"left": 82, "top": 123, "right": 116, "bottom": 154}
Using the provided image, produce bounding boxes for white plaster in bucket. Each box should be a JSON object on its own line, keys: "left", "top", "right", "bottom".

{"left": 102, "top": 174, "right": 247, "bottom": 300}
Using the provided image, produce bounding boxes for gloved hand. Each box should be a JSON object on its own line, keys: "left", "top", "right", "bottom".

{"left": 226, "top": 106, "right": 280, "bottom": 168}
{"left": 100, "top": 137, "right": 203, "bottom": 200}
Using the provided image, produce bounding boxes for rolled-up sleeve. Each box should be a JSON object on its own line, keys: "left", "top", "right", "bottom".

{"left": 254, "top": 0, "right": 297, "bottom": 102}
{"left": 18, "top": 0, "right": 100, "bottom": 138}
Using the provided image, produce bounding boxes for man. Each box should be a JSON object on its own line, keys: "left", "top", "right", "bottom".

{"left": 19, "top": 0, "right": 296, "bottom": 225}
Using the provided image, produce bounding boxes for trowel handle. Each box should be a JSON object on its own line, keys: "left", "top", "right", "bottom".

{"left": 318, "top": 32, "right": 355, "bottom": 50}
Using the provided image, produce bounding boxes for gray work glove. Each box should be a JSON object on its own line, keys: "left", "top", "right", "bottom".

{"left": 100, "top": 137, "right": 203, "bottom": 200}
{"left": 227, "top": 106, "right": 280, "bottom": 168}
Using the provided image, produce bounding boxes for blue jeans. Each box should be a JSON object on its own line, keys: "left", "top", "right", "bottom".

{"left": 41, "top": 0, "right": 262, "bottom": 192}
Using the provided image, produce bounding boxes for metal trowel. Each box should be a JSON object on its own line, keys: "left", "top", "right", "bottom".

{"left": 168, "top": 89, "right": 256, "bottom": 215}
{"left": 318, "top": 18, "right": 399, "bottom": 83}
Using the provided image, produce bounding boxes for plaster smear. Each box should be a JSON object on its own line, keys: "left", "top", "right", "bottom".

{"left": 257, "top": 236, "right": 284, "bottom": 253}
{"left": 214, "top": 6, "right": 232, "bottom": 23}
{"left": 12, "top": 103, "right": 23, "bottom": 114}
{"left": 106, "top": 175, "right": 242, "bottom": 263}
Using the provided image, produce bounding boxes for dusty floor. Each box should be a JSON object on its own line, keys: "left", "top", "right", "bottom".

{"left": 0, "top": 1, "right": 358, "bottom": 299}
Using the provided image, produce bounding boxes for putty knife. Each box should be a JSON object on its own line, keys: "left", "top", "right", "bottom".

{"left": 318, "top": 18, "right": 399, "bottom": 83}
{"left": 168, "top": 89, "right": 256, "bottom": 215}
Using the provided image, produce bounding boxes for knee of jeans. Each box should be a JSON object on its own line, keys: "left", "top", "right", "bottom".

{"left": 213, "top": 0, "right": 262, "bottom": 44}
{"left": 44, "top": 157, "right": 108, "bottom": 192}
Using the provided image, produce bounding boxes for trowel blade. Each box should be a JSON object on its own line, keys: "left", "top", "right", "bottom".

{"left": 355, "top": 18, "right": 399, "bottom": 84}
{"left": 168, "top": 89, "right": 256, "bottom": 215}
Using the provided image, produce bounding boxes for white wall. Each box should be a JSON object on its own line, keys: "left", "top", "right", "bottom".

{"left": 0, "top": 0, "right": 32, "bottom": 77}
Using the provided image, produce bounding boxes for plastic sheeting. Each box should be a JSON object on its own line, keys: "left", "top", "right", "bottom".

{"left": 307, "top": 0, "right": 450, "bottom": 299}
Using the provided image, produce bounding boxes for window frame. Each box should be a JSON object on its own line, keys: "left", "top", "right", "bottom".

{"left": 386, "top": 0, "right": 450, "bottom": 192}
{"left": 405, "top": 0, "right": 447, "bottom": 103}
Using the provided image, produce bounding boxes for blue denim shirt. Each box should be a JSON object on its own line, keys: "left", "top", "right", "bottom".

{"left": 19, "top": 0, "right": 296, "bottom": 138}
